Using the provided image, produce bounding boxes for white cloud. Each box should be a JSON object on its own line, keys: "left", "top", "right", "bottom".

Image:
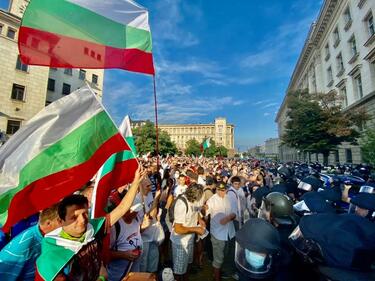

{"left": 262, "top": 102, "right": 278, "bottom": 109}
{"left": 263, "top": 112, "right": 270, "bottom": 116}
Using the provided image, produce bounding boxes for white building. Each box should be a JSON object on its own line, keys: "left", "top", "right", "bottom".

{"left": 276, "top": 0, "right": 375, "bottom": 164}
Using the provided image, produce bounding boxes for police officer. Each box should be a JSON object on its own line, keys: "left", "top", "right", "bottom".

{"left": 272, "top": 167, "right": 298, "bottom": 200}
{"left": 289, "top": 213, "right": 375, "bottom": 281}
{"left": 235, "top": 218, "right": 281, "bottom": 281}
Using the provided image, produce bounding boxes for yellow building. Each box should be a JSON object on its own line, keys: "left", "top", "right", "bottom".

{"left": 0, "top": 9, "right": 49, "bottom": 136}
{"left": 158, "top": 117, "right": 235, "bottom": 155}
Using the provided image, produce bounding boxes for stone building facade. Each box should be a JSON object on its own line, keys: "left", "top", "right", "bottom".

{"left": 0, "top": 9, "right": 49, "bottom": 136}
{"left": 158, "top": 117, "right": 235, "bottom": 155}
{"left": 276, "top": 0, "right": 375, "bottom": 164}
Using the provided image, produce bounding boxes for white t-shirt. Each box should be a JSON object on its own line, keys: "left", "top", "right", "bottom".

{"left": 170, "top": 196, "right": 199, "bottom": 246}
{"left": 110, "top": 218, "right": 142, "bottom": 252}
{"left": 174, "top": 185, "right": 187, "bottom": 197}
{"left": 206, "top": 194, "right": 236, "bottom": 241}
{"left": 198, "top": 176, "right": 206, "bottom": 186}
{"left": 227, "top": 186, "right": 246, "bottom": 224}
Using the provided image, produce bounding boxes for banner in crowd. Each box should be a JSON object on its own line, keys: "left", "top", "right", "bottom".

{"left": 92, "top": 115, "right": 138, "bottom": 218}
{"left": 0, "top": 86, "right": 131, "bottom": 232}
{"left": 18, "top": 0, "right": 155, "bottom": 74}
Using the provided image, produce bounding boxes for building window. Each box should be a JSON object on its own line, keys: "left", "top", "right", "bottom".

{"left": 15, "top": 56, "right": 28, "bottom": 72}
{"left": 47, "top": 78, "right": 55, "bottom": 91}
{"left": 327, "top": 66, "right": 333, "bottom": 85}
{"left": 324, "top": 43, "right": 330, "bottom": 60}
{"left": 343, "top": 6, "right": 352, "bottom": 30}
{"left": 64, "top": 68, "right": 72, "bottom": 75}
{"left": 336, "top": 53, "right": 344, "bottom": 75}
{"left": 79, "top": 69, "right": 86, "bottom": 80}
{"left": 345, "top": 149, "right": 352, "bottom": 163}
{"left": 11, "top": 84, "right": 25, "bottom": 101}
{"left": 348, "top": 35, "right": 358, "bottom": 57}
{"left": 62, "top": 83, "right": 71, "bottom": 95}
{"left": 340, "top": 87, "right": 348, "bottom": 108}
{"left": 6, "top": 120, "right": 21, "bottom": 135}
{"left": 333, "top": 27, "right": 340, "bottom": 47}
{"left": 367, "top": 13, "right": 375, "bottom": 37}
{"left": 354, "top": 74, "right": 363, "bottom": 99}
{"left": 6, "top": 28, "right": 16, "bottom": 39}
{"left": 311, "top": 70, "right": 317, "bottom": 92}
{"left": 92, "top": 74, "right": 98, "bottom": 84}
{"left": 0, "top": 24, "right": 3, "bottom": 34}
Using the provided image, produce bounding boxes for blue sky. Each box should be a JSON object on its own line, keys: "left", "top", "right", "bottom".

{"left": 0, "top": 0, "right": 322, "bottom": 151}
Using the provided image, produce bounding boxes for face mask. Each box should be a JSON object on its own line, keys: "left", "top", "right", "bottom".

{"left": 245, "top": 249, "right": 266, "bottom": 269}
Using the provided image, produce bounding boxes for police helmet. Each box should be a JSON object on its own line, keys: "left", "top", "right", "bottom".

{"left": 235, "top": 219, "right": 280, "bottom": 279}
{"left": 262, "top": 192, "right": 294, "bottom": 225}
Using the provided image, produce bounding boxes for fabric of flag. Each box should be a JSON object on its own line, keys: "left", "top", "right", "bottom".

{"left": 203, "top": 138, "right": 211, "bottom": 150}
{"left": 18, "top": 0, "right": 154, "bottom": 75}
{"left": 35, "top": 218, "right": 105, "bottom": 281}
{"left": 91, "top": 115, "right": 138, "bottom": 218}
{"left": 0, "top": 86, "right": 130, "bottom": 232}
{"left": 119, "top": 115, "right": 137, "bottom": 154}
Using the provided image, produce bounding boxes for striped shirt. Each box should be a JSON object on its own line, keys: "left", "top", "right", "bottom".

{"left": 0, "top": 225, "right": 43, "bottom": 281}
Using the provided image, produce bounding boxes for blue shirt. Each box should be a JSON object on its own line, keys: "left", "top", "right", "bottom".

{"left": 0, "top": 224, "right": 43, "bottom": 281}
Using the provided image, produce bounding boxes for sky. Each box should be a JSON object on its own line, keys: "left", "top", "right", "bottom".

{"left": 0, "top": 0, "right": 323, "bottom": 151}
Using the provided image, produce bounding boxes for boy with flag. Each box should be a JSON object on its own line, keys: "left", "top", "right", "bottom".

{"left": 35, "top": 166, "right": 146, "bottom": 281}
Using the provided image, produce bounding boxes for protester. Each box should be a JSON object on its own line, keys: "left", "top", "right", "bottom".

{"left": 35, "top": 166, "right": 146, "bottom": 280}
{"left": 205, "top": 181, "right": 236, "bottom": 281}
{"left": 0, "top": 205, "right": 61, "bottom": 281}
{"left": 170, "top": 183, "right": 206, "bottom": 281}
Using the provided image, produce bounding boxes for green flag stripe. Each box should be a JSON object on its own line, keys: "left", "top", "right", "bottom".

{"left": 100, "top": 150, "right": 135, "bottom": 179}
{"left": 22, "top": 0, "right": 152, "bottom": 52}
{"left": 0, "top": 111, "right": 117, "bottom": 213}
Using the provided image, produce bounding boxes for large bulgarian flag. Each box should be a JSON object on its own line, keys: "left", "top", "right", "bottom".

{"left": 91, "top": 115, "right": 138, "bottom": 218}
{"left": 18, "top": 0, "right": 154, "bottom": 75}
{"left": 0, "top": 86, "right": 131, "bottom": 232}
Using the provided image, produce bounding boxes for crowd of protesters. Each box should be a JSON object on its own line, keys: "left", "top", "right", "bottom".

{"left": 0, "top": 156, "right": 375, "bottom": 281}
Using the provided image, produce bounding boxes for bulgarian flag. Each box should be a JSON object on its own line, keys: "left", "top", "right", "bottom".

{"left": 18, "top": 0, "right": 154, "bottom": 75}
{"left": 91, "top": 115, "right": 138, "bottom": 218}
{"left": 203, "top": 138, "right": 211, "bottom": 150}
{"left": 0, "top": 86, "right": 131, "bottom": 232}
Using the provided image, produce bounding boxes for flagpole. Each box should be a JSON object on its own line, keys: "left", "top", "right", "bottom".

{"left": 153, "top": 75, "right": 160, "bottom": 176}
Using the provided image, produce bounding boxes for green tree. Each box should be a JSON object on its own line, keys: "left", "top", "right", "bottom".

{"left": 283, "top": 90, "right": 368, "bottom": 165}
{"left": 361, "top": 128, "right": 375, "bottom": 166}
{"left": 216, "top": 145, "right": 228, "bottom": 157}
{"left": 185, "top": 139, "right": 201, "bottom": 156}
{"left": 133, "top": 121, "right": 177, "bottom": 156}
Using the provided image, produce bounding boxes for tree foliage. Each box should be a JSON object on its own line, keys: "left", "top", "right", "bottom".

{"left": 133, "top": 121, "right": 178, "bottom": 156}
{"left": 282, "top": 90, "right": 368, "bottom": 162}
{"left": 184, "top": 138, "right": 229, "bottom": 157}
{"left": 185, "top": 139, "right": 201, "bottom": 156}
{"left": 361, "top": 128, "right": 375, "bottom": 166}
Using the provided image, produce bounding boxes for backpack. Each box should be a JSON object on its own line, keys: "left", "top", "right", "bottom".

{"left": 168, "top": 195, "right": 189, "bottom": 223}
{"left": 112, "top": 220, "right": 122, "bottom": 251}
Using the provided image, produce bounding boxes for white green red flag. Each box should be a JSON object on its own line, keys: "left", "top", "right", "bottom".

{"left": 91, "top": 115, "right": 138, "bottom": 218}
{"left": 35, "top": 218, "right": 105, "bottom": 281}
{"left": 0, "top": 86, "right": 131, "bottom": 232}
{"left": 19, "top": 0, "right": 154, "bottom": 75}
{"left": 203, "top": 138, "right": 211, "bottom": 150}
{"left": 119, "top": 115, "right": 137, "bottom": 154}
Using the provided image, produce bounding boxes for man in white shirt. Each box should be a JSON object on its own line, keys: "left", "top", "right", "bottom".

{"left": 174, "top": 174, "right": 187, "bottom": 198}
{"left": 170, "top": 183, "right": 206, "bottom": 281}
{"left": 205, "top": 182, "right": 236, "bottom": 281}
{"left": 227, "top": 176, "right": 246, "bottom": 230}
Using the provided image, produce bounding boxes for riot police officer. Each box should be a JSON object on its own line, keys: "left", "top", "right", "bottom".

{"left": 235, "top": 218, "right": 281, "bottom": 280}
